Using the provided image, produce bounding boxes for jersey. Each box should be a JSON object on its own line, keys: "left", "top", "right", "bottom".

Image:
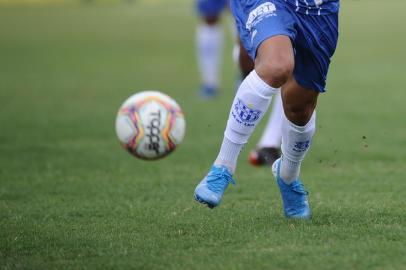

{"left": 285, "top": 0, "right": 339, "bottom": 15}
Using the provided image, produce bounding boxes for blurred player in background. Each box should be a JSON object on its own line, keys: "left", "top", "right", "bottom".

{"left": 196, "top": 0, "right": 283, "bottom": 165}
{"left": 195, "top": 0, "right": 340, "bottom": 219}
{"left": 195, "top": 0, "right": 227, "bottom": 98}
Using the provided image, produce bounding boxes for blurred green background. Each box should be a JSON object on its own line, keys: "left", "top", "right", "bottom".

{"left": 0, "top": 0, "right": 405, "bottom": 269}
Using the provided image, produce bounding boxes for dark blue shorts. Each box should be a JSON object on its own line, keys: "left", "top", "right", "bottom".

{"left": 196, "top": 0, "right": 227, "bottom": 17}
{"left": 231, "top": 0, "right": 339, "bottom": 92}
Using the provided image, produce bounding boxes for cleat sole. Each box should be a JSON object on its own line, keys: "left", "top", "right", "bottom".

{"left": 194, "top": 194, "right": 216, "bottom": 209}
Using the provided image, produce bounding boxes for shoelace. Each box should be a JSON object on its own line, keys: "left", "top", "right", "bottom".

{"left": 290, "top": 181, "right": 309, "bottom": 195}
{"left": 283, "top": 181, "right": 309, "bottom": 214}
{"left": 206, "top": 167, "right": 236, "bottom": 193}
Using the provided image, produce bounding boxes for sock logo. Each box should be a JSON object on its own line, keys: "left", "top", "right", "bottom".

{"left": 232, "top": 98, "right": 262, "bottom": 126}
{"left": 293, "top": 140, "right": 311, "bottom": 152}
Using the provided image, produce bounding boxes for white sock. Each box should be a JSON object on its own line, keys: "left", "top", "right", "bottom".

{"left": 280, "top": 112, "right": 316, "bottom": 184}
{"left": 196, "top": 24, "right": 223, "bottom": 89}
{"left": 214, "top": 70, "right": 279, "bottom": 173}
{"left": 258, "top": 91, "right": 283, "bottom": 148}
{"left": 214, "top": 137, "right": 244, "bottom": 174}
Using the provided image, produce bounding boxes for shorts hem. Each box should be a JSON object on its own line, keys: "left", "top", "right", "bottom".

{"left": 294, "top": 75, "right": 326, "bottom": 93}
{"left": 251, "top": 31, "right": 295, "bottom": 59}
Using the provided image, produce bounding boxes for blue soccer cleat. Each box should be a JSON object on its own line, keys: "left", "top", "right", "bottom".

{"left": 199, "top": 85, "right": 218, "bottom": 99}
{"left": 194, "top": 165, "right": 236, "bottom": 208}
{"left": 272, "top": 158, "right": 311, "bottom": 219}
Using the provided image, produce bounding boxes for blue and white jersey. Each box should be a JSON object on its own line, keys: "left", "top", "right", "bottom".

{"left": 285, "top": 0, "right": 339, "bottom": 15}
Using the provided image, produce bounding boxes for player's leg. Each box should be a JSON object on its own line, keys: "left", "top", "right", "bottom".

{"left": 247, "top": 35, "right": 317, "bottom": 219}
{"left": 271, "top": 10, "right": 339, "bottom": 219}
{"left": 279, "top": 78, "right": 318, "bottom": 183}
{"left": 195, "top": 0, "right": 226, "bottom": 98}
{"left": 196, "top": 17, "right": 222, "bottom": 97}
{"left": 238, "top": 38, "right": 254, "bottom": 79}
{"left": 194, "top": 34, "right": 293, "bottom": 208}
{"left": 237, "top": 38, "right": 283, "bottom": 166}
{"left": 270, "top": 77, "right": 317, "bottom": 219}
{"left": 258, "top": 92, "right": 283, "bottom": 148}
{"left": 243, "top": 35, "right": 294, "bottom": 167}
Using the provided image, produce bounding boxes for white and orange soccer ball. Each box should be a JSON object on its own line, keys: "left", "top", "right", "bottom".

{"left": 115, "top": 91, "right": 186, "bottom": 160}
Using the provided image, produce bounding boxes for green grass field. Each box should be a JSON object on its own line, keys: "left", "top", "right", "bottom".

{"left": 1, "top": 1, "right": 405, "bottom": 269}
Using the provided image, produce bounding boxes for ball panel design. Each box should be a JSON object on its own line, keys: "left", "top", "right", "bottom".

{"left": 115, "top": 115, "right": 136, "bottom": 144}
{"left": 169, "top": 116, "right": 186, "bottom": 145}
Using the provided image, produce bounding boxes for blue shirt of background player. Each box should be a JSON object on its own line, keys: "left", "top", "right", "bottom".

{"left": 196, "top": 0, "right": 227, "bottom": 17}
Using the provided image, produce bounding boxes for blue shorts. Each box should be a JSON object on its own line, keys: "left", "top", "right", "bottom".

{"left": 231, "top": 0, "right": 339, "bottom": 92}
{"left": 196, "top": 0, "right": 227, "bottom": 17}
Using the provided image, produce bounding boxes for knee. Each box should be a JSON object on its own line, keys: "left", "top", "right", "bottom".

{"left": 284, "top": 102, "right": 316, "bottom": 126}
{"left": 255, "top": 57, "right": 294, "bottom": 88}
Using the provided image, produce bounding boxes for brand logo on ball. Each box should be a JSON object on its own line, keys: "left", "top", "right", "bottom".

{"left": 232, "top": 98, "right": 262, "bottom": 127}
{"left": 146, "top": 110, "right": 162, "bottom": 154}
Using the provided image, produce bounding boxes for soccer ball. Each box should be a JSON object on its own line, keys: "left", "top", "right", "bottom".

{"left": 115, "top": 91, "right": 186, "bottom": 160}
